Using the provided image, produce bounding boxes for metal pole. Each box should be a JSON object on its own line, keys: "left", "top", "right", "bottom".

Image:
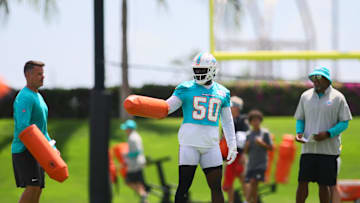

{"left": 90, "top": 0, "right": 111, "bottom": 202}
{"left": 209, "top": 0, "right": 215, "bottom": 53}
{"left": 332, "top": 0, "right": 339, "bottom": 81}
{"left": 94, "top": 0, "right": 105, "bottom": 90}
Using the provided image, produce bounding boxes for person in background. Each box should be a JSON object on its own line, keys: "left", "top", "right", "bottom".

{"left": 121, "top": 119, "right": 148, "bottom": 203}
{"left": 222, "top": 96, "right": 249, "bottom": 203}
{"left": 294, "top": 67, "right": 352, "bottom": 203}
{"left": 244, "top": 110, "right": 273, "bottom": 203}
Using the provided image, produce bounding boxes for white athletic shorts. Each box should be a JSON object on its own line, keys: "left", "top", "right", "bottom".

{"left": 179, "top": 145, "right": 223, "bottom": 169}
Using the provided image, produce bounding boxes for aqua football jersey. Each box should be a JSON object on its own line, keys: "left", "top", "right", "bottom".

{"left": 12, "top": 87, "right": 53, "bottom": 154}
{"left": 173, "top": 80, "right": 230, "bottom": 127}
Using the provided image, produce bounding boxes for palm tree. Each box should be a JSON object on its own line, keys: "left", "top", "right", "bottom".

{"left": 119, "top": 0, "right": 167, "bottom": 119}
{"left": 120, "top": 0, "right": 130, "bottom": 120}
{"left": 0, "top": 0, "right": 58, "bottom": 24}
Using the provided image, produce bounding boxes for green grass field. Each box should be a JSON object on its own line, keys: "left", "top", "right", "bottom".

{"left": 0, "top": 117, "right": 359, "bottom": 203}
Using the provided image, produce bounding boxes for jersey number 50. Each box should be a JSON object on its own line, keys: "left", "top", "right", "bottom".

{"left": 192, "top": 96, "right": 221, "bottom": 122}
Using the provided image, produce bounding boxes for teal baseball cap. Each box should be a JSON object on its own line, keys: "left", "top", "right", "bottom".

{"left": 120, "top": 119, "right": 137, "bottom": 130}
{"left": 308, "top": 67, "right": 332, "bottom": 83}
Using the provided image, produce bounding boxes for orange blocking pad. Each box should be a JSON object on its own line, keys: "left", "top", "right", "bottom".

{"left": 123, "top": 95, "right": 169, "bottom": 119}
{"left": 109, "top": 151, "right": 117, "bottom": 183}
{"left": 0, "top": 77, "right": 10, "bottom": 98}
{"left": 19, "top": 125, "right": 69, "bottom": 182}
{"left": 219, "top": 137, "right": 228, "bottom": 160}
{"left": 338, "top": 179, "right": 360, "bottom": 201}
{"left": 265, "top": 134, "right": 276, "bottom": 183}
{"left": 275, "top": 134, "right": 296, "bottom": 184}
{"left": 112, "top": 143, "right": 129, "bottom": 178}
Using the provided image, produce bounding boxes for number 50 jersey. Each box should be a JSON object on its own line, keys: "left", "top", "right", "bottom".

{"left": 172, "top": 80, "right": 231, "bottom": 147}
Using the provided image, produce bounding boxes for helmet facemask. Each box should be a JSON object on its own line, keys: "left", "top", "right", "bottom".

{"left": 193, "top": 66, "right": 215, "bottom": 85}
{"left": 192, "top": 52, "right": 217, "bottom": 85}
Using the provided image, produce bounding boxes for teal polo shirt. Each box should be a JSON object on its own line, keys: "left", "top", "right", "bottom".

{"left": 12, "top": 87, "right": 53, "bottom": 154}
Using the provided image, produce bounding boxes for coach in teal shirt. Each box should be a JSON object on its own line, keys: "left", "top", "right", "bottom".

{"left": 12, "top": 61, "right": 58, "bottom": 203}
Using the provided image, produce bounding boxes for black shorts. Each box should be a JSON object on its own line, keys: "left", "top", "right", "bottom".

{"left": 126, "top": 169, "right": 145, "bottom": 184}
{"left": 245, "top": 169, "right": 265, "bottom": 183}
{"left": 12, "top": 150, "right": 45, "bottom": 188}
{"left": 298, "top": 153, "right": 338, "bottom": 186}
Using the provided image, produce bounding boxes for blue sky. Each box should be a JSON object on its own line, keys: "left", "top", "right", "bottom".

{"left": 1, "top": 0, "right": 359, "bottom": 89}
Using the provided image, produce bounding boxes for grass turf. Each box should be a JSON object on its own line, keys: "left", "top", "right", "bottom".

{"left": 0, "top": 117, "right": 359, "bottom": 203}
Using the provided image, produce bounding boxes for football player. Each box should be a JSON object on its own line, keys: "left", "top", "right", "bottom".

{"left": 166, "top": 52, "right": 237, "bottom": 203}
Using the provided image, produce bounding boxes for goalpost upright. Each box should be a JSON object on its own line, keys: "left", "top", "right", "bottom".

{"left": 209, "top": 0, "right": 360, "bottom": 61}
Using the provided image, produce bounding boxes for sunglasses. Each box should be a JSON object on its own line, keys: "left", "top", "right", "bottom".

{"left": 310, "top": 75, "right": 323, "bottom": 81}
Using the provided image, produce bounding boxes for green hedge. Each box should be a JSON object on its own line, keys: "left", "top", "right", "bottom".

{"left": 0, "top": 88, "right": 90, "bottom": 118}
{"left": 228, "top": 81, "right": 360, "bottom": 116}
{"left": 228, "top": 81, "right": 308, "bottom": 115}
{"left": 1, "top": 81, "right": 359, "bottom": 118}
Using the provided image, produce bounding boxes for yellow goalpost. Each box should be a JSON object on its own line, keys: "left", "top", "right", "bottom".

{"left": 209, "top": 0, "right": 360, "bottom": 61}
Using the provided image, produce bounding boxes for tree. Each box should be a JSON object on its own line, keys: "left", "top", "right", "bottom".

{"left": 119, "top": 0, "right": 167, "bottom": 119}
{"left": 0, "top": 0, "right": 58, "bottom": 24}
{"left": 120, "top": 0, "right": 130, "bottom": 119}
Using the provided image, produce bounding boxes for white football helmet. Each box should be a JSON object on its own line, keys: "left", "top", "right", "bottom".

{"left": 192, "top": 52, "right": 217, "bottom": 85}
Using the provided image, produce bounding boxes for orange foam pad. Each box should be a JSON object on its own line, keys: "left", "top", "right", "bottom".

{"left": 265, "top": 145, "right": 276, "bottom": 183}
{"left": 19, "top": 125, "right": 69, "bottom": 182}
{"left": 112, "top": 143, "right": 129, "bottom": 164}
{"left": 275, "top": 134, "right": 296, "bottom": 184}
{"left": 264, "top": 134, "right": 276, "bottom": 183}
{"left": 123, "top": 95, "right": 169, "bottom": 119}
{"left": 112, "top": 143, "right": 129, "bottom": 178}
{"left": 338, "top": 180, "right": 360, "bottom": 201}
{"left": 109, "top": 151, "right": 117, "bottom": 183}
{"left": 219, "top": 137, "right": 228, "bottom": 160}
{"left": 0, "top": 78, "right": 10, "bottom": 98}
